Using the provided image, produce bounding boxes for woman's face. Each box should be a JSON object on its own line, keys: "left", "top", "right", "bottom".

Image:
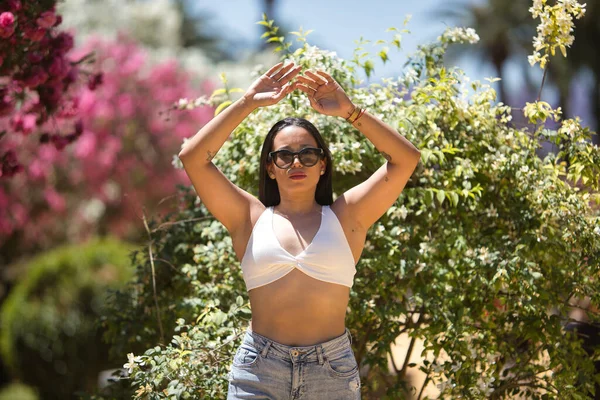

{"left": 267, "top": 125, "right": 326, "bottom": 190}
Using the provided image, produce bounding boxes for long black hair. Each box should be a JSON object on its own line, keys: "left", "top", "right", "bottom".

{"left": 258, "top": 117, "right": 333, "bottom": 207}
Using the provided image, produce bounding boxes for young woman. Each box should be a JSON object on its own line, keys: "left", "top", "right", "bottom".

{"left": 178, "top": 62, "right": 421, "bottom": 399}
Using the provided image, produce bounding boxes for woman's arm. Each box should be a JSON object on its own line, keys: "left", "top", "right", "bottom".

{"left": 179, "top": 62, "right": 301, "bottom": 235}
{"left": 179, "top": 95, "right": 255, "bottom": 165}
{"left": 339, "top": 108, "right": 421, "bottom": 229}
{"left": 295, "top": 70, "right": 421, "bottom": 230}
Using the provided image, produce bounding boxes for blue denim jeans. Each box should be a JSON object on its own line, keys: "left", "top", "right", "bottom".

{"left": 227, "top": 327, "right": 361, "bottom": 399}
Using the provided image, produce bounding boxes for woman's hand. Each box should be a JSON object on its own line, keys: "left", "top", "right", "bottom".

{"left": 243, "top": 62, "right": 302, "bottom": 109}
{"left": 294, "top": 70, "right": 355, "bottom": 118}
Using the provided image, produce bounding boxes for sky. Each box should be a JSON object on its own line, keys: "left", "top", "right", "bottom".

{"left": 195, "top": 0, "right": 498, "bottom": 84}
{"left": 194, "top": 0, "right": 600, "bottom": 129}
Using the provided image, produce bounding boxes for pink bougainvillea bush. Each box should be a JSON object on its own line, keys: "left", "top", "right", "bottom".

{"left": 0, "top": 33, "right": 214, "bottom": 260}
{"left": 0, "top": 0, "right": 101, "bottom": 179}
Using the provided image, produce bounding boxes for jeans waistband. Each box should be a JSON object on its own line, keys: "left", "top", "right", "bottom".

{"left": 242, "top": 327, "right": 354, "bottom": 364}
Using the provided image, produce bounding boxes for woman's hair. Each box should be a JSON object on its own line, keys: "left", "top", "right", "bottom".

{"left": 259, "top": 117, "right": 333, "bottom": 206}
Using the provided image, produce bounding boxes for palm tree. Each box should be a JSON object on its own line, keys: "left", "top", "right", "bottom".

{"left": 569, "top": 0, "right": 600, "bottom": 145}
{"left": 434, "top": 0, "right": 534, "bottom": 105}
{"left": 436, "top": 0, "right": 599, "bottom": 147}
{"left": 177, "top": 0, "right": 237, "bottom": 62}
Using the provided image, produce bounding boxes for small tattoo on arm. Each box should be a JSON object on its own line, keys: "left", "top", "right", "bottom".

{"left": 357, "top": 122, "right": 362, "bottom": 127}
{"left": 381, "top": 151, "right": 392, "bottom": 162}
{"left": 385, "top": 176, "right": 389, "bottom": 182}
{"left": 206, "top": 150, "right": 214, "bottom": 161}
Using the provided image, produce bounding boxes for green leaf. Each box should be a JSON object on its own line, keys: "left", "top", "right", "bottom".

{"left": 364, "top": 60, "right": 375, "bottom": 78}
{"left": 214, "top": 100, "right": 232, "bottom": 116}
{"left": 211, "top": 88, "right": 227, "bottom": 97}
{"left": 436, "top": 189, "right": 446, "bottom": 205}
{"left": 379, "top": 48, "right": 389, "bottom": 64}
{"left": 450, "top": 191, "right": 459, "bottom": 207}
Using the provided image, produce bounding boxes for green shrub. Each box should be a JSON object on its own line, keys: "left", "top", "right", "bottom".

{"left": 0, "top": 237, "right": 136, "bottom": 400}
{"left": 93, "top": 17, "right": 599, "bottom": 400}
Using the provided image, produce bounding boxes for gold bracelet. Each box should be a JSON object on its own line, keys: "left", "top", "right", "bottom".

{"left": 347, "top": 107, "right": 364, "bottom": 124}
{"left": 354, "top": 108, "right": 366, "bottom": 123}
{"left": 345, "top": 105, "right": 360, "bottom": 122}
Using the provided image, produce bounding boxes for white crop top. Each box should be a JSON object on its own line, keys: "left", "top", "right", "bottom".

{"left": 240, "top": 205, "right": 357, "bottom": 291}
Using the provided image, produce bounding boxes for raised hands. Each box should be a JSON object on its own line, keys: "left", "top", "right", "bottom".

{"left": 243, "top": 62, "right": 354, "bottom": 118}
{"left": 243, "top": 62, "right": 302, "bottom": 109}
{"left": 293, "top": 70, "right": 355, "bottom": 118}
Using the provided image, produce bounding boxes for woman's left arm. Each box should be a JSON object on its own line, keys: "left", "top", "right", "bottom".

{"left": 342, "top": 108, "right": 421, "bottom": 229}
{"left": 295, "top": 70, "right": 421, "bottom": 230}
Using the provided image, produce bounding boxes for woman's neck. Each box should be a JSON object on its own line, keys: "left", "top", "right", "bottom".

{"left": 275, "top": 197, "right": 321, "bottom": 217}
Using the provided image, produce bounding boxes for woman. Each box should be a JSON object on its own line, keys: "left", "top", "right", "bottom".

{"left": 178, "top": 62, "right": 421, "bottom": 399}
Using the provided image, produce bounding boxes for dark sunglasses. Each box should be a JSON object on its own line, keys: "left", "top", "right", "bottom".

{"left": 268, "top": 147, "right": 324, "bottom": 169}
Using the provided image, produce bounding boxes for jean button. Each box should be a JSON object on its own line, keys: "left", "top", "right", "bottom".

{"left": 291, "top": 350, "right": 299, "bottom": 356}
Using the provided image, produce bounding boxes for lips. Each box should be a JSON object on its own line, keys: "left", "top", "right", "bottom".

{"left": 289, "top": 171, "right": 306, "bottom": 178}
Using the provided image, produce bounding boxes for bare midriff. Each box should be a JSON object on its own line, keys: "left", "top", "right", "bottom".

{"left": 248, "top": 268, "right": 350, "bottom": 346}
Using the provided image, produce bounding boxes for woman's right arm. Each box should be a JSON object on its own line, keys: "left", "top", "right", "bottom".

{"left": 178, "top": 62, "right": 301, "bottom": 236}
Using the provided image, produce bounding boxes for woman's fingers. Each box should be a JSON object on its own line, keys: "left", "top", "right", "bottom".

{"left": 278, "top": 65, "right": 302, "bottom": 85}
{"left": 296, "top": 75, "right": 320, "bottom": 91}
{"left": 295, "top": 83, "right": 317, "bottom": 96}
{"left": 269, "top": 62, "right": 296, "bottom": 81}
{"left": 264, "top": 62, "right": 285, "bottom": 78}
{"left": 305, "top": 70, "right": 328, "bottom": 85}
{"left": 314, "top": 70, "right": 335, "bottom": 84}
{"left": 272, "top": 82, "right": 293, "bottom": 102}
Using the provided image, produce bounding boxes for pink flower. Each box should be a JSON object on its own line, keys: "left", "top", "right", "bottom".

{"left": 10, "top": 113, "right": 37, "bottom": 135}
{"left": 63, "top": 66, "right": 79, "bottom": 88}
{"left": 28, "top": 158, "right": 47, "bottom": 181}
{"left": 117, "top": 93, "right": 134, "bottom": 117}
{"left": 23, "top": 65, "right": 49, "bottom": 87}
{"left": 27, "top": 51, "right": 44, "bottom": 64}
{"left": 48, "top": 56, "right": 69, "bottom": 78}
{"left": 37, "top": 11, "right": 57, "bottom": 29}
{"left": 0, "top": 95, "right": 14, "bottom": 117}
{"left": 0, "top": 12, "right": 15, "bottom": 39}
{"left": 87, "top": 73, "right": 103, "bottom": 91}
{"left": 74, "top": 130, "right": 96, "bottom": 159}
{"left": 52, "top": 32, "right": 74, "bottom": 54}
{"left": 23, "top": 26, "right": 46, "bottom": 42}
{"left": 50, "top": 134, "right": 69, "bottom": 150}
{"left": 7, "top": 0, "right": 22, "bottom": 11}
{"left": 0, "top": 12, "right": 14, "bottom": 27}
{"left": 38, "top": 81, "right": 64, "bottom": 109}
{"left": 44, "top": 187, "right": 66, "bottom": 212}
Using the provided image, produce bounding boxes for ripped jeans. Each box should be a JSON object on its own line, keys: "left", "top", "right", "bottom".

{"left": 227, "top": 327, "right": 361, "bottom": 399}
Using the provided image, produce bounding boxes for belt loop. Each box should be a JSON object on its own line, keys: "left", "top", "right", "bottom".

{"left": 346, "top": 328, "right": 353, "bottom": 345}
{"left": 261, "top": 341, "right": 272, "bottom": 358}
{"left": 316, "top": 344, "right": 324, "bottom": 365}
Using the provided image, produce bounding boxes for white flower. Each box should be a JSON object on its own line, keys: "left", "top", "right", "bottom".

{"left": 123, "top": 352, "right": 144, "bottom": 374}
{"left": 441, "top": 27, "right": 480, "bottom": 44}
{"left": 403, "top": 68, "right": 419, "bottom": 84}
{"left": 478, "top": 247, "right": 492, "bottom": 265}
{"left": 528, "top": 0, "right": 586, "bottom": 68}
{"left": 398, "top": 205, "right": 408, "bottom": 220}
